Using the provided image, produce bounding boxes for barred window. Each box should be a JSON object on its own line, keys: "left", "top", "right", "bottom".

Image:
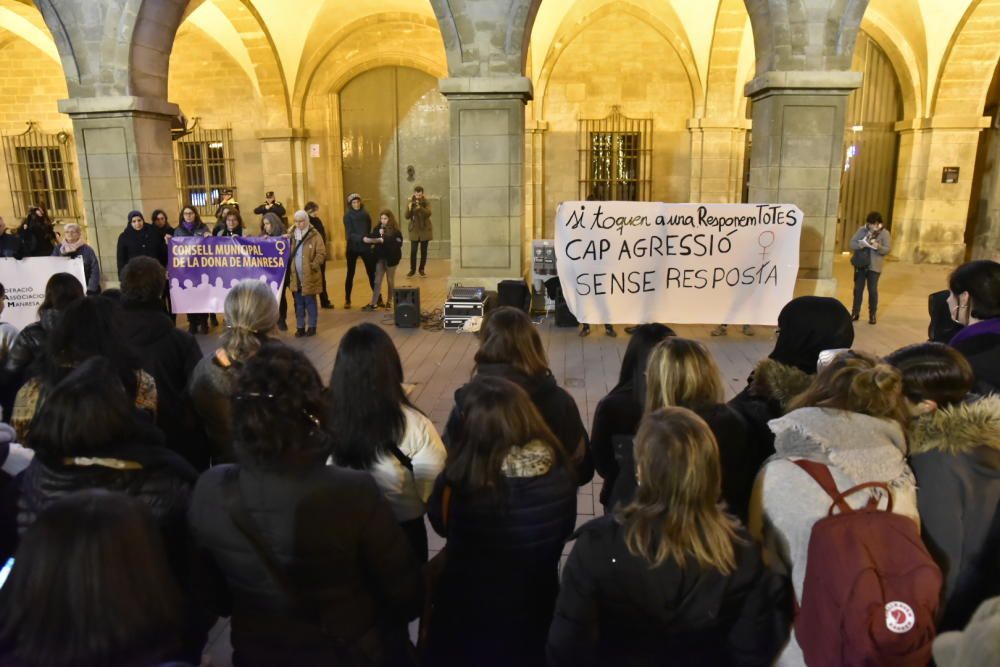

{"left": 2, "top": 124, "right": 80, "bottom": 221}
{"left": 173, "top": 124, "right": 235, "bottom": 216}
{"left": 578, "top": 106, "right": 652, "bottom": 201}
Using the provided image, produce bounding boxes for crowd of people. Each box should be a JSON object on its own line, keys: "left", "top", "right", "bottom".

{"left": 0, "top": 195, "right": 997, "bottom": 666}
{"left": 0, "top": 187, "right": 434, "bottom": 339}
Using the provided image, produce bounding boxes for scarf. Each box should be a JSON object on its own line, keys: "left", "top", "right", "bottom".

{"left": 60, "top": 237, "right": 86, "bottom": 255}
{"left": 769, "top": 407, "right": 912, "bottom": 488}
{"left": 950, "top": 318, "right": 1000, "bottom": 347}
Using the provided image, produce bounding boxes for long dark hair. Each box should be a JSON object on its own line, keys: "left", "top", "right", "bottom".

{"left": 38, "top": 272, "right": 84, "bottom": 316}
{"left": 232, "top": 342, "right": 331, "bottom": 470}
{"left": 0, "top": 490, "right": 183, "bottom": 667}
{"left": 40, "top": 296, "right": 140, "bottom": 399}
{"left": 27, "top": 357, "right": 144, "bottom": 465}
{"left": 327, "top": 324, "right": 414, "bottom": 469}
{"left": 444, "top": 375, "right": 566, "bottom": 494}
{"left": 474, "top": 307, "right": 550, "bottom": 377}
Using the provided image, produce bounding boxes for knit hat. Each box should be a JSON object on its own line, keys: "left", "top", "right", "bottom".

{"left": 347, "top": 193, "right": 361, "bottom": 205}
{"left": 933, "top": 597, "right": 1000, "bottom": 667}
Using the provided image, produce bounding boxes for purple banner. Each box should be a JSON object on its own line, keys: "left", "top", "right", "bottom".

{"left": 167, "top": 236, "right": 290, "bottom": 313}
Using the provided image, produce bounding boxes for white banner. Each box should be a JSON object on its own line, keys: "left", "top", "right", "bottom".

{"left": 555, "top": 201, "right": 803, "bottom": 325}
{"left": 0, "top": 257, "right": 86, "bottom": 332}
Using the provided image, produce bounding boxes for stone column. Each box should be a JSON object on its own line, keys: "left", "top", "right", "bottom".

{"left": 255, "top": 128, "right": 310, "bottom": 212}
{"left": 524, "top": 119, "right": 547, "bottom": 265}
{"left": 59, "top": 95, "right": 179, "bottom": 284}
{"left": 688, "top": 118, "right": 750, "bottom": 203}
{"left": 440, "top": 76, "right": 531, "bottom": 287}
{"left": 892, "top": 117, "right": 990, "bottom": 263}
{"left": 746, "top": 71, "right": 861, "bottom": 296}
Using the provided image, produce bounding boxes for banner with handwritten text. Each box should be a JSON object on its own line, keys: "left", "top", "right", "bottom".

{"left": 555, "top": 201, "right": 803, "bottom": 325}
{"left": 168, "top": 237, "right": 290, "bottom": 313}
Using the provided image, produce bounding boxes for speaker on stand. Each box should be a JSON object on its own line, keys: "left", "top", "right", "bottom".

{"left": 394, "top": 287, "right": 421, "bottom": 328}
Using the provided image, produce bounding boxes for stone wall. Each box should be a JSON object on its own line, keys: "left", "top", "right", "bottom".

{"left": 168, "top": 23, "right": 264, "bottom": 223}
{"left": 540, "top": 11, "right": 694, "bottom": 238}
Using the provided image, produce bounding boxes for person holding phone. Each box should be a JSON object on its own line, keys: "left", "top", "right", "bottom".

{"left": 405, "top": 185, "right": 432, "bottom": 277}
{"left": 849, "top": 211, "right": 891, "bottom": 325}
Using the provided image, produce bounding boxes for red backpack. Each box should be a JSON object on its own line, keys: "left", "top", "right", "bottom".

{"left": 792, "top": 460, "right": 942, "bottom": 667}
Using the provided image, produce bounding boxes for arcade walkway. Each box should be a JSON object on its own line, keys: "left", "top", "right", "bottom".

{"left": 197, "top": 254, "right": 952, "bottom": 664}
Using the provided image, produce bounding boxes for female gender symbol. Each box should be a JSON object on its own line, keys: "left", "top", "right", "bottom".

{"left": 758, "top": 230, "right": 775, "bottom": 262}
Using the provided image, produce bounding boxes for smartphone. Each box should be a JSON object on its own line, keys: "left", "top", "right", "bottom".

{"left": 0, "top": 557, "right": 13, "bottom": 589}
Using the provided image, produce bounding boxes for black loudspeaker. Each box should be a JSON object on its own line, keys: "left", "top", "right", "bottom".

{"left": 497, "top": 280, "right": 530, "bottom": 312}
{"left": 394, "top": 287, "right": 420, "bottom": 328}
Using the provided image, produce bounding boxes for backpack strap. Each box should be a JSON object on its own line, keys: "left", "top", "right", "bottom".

{"left": 792, "top": 459, "right": 894, "bottom": 515}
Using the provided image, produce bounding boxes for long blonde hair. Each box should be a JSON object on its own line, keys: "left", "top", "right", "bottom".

{"left": 618, "top": 407, "right": 739, "bottom": 573}
{"left": 645, "top": 338, "right": 724, "bottom": 413}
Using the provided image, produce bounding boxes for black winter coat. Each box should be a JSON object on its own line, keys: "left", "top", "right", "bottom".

{"left": 425, "top": 459, "right": 577, "bottom": 667}
{"left": 17, "top": 441, "right": 195, "bottom": 533}
{"left": 445, "top": 362, "right": 594, "bottom": 485}
{"left": 597, "top": 403, "right": 754, "bottom": 521}
{"left": 120, "top": 304, "right": 207, "bottom": 469}
{"left": 343, "top": 208, "right": 372, "bottom": 254}
{"left": 0, "top": 233, "right": 21, "bottom": 259}
{"left": 188, "top": 462, "right": 423, "bottom": 667}
{"left": 590, "top": 384, "right": 641, "bottom": 510}
{"left": 547, "top": 516, "right": 792, "bottom": 667}
{"left": 117, "top": 224, "right": 161, "bottom": 276}
{"left": 367, "top": 226, "right": 404, "bottom": 267}
{"left": 910, "top": 394, "right": 1000, "bottom": 631}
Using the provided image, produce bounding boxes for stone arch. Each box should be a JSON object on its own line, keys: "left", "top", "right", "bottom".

{"left": 745, "top": 0, "right": 868, "bottom": 74}
{"left": 293, "top": 12, "right": 446, "bottom": 126}
{"left": 536, "top": 1, "right": 704, "bottom": 115}
{"left": 428, "top": 0, "right": 540, "bottom": 76}
{"left": 205, "top": 0, "right": 290, "bottom": 127}
{"left": 932, "top": 0, "right": 1000, "bottom": 117}
{"left": 704, "top": 0, "right": 752, "bottom": 119}
{"left": 35, "top": 0, "right": 186, "bottom": 99}
{"left": 0, "top": 1, "right": 61, "bottom": 65}
{"left": 860, "top": 11, "right": 922, "bottom": 119}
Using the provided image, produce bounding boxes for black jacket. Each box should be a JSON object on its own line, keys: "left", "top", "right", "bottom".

{"left": 445, "top": 362, "right": 594, "bottom": 485}
{"left": 597, "top": 403, "right": 754, "bottom": 521}
{"left": 343, "top": 208, "right": 372, "bottom": 254}
{"left": 188, "top": 462, "right": 423, "bottom": 667}
{"left": 151, "top": 223, "right": 175, "bottom": 266}
{"left": 368, "top": 226, "right": 404, "bottom": 267}
{"left": 253, "top": 202, "right": 286, "bottom": 218}
{"left": 120, "top": 304, "right": 208, "bottom": 469}
{"left": 590, "top": 384, "right": 641, "bottom": 509}
{"left": 425, "top": 458, "right": 577, "bottom": 667}
{"left": 547, "top": 516, "right": 792, "bottom": 667}
{"left": 117, "top": 224, "right": 161, "bottom": 276}
{"left": 17, "top": 219, "right": 55, "bottom": 257}
{"left": 17, "top": 440, "right": 196, "bottom": 579}
{"left": 0, "top": 233, "right": 21, "bottom": 259}
{"left": 728, "top": 358, "right": 813, "bottom": 473}
{"left": 910, "top": 394, "right": 1000, "bottom": 631}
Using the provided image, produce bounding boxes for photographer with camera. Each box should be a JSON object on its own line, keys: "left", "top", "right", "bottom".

{"left": 849, "top": 211, "right": 891, "bottom": 325}
{"left": 404, "top": 185, "right": 432, "bottom": 277}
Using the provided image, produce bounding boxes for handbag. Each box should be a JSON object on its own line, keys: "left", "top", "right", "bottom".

{"left": 850, "top": 246, "right": 870, "bottom": 269}
{"left": 220, "top": 468, "right": 399, "bottom": 667}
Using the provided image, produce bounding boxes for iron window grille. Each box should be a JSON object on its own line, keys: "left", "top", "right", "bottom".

{"left": 173, "top": 121, "right": 235, "bottom": 217}
{"left": 2, "top": 122, "right": 80, "bottom": 222}
{"left": 578, "top": 106, "right": 652, "bottom": 201}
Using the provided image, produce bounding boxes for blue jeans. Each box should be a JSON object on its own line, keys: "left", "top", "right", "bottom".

{"left": 293, "top": 290, "right": 318, "bottom": 329}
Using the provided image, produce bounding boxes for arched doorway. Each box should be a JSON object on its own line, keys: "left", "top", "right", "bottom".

{"left": 837, "top": 31, "right": 902, "bottom": 252}
{"left": 339, "top": 66, "right": 450, "bottom": 259}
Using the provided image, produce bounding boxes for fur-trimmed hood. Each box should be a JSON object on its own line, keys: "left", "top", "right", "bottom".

{"left": 910, "top": 395, "right": 1000, "bottom": 456}
{"left": 749, "top": 358, "right": 813, "bottom": 410}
